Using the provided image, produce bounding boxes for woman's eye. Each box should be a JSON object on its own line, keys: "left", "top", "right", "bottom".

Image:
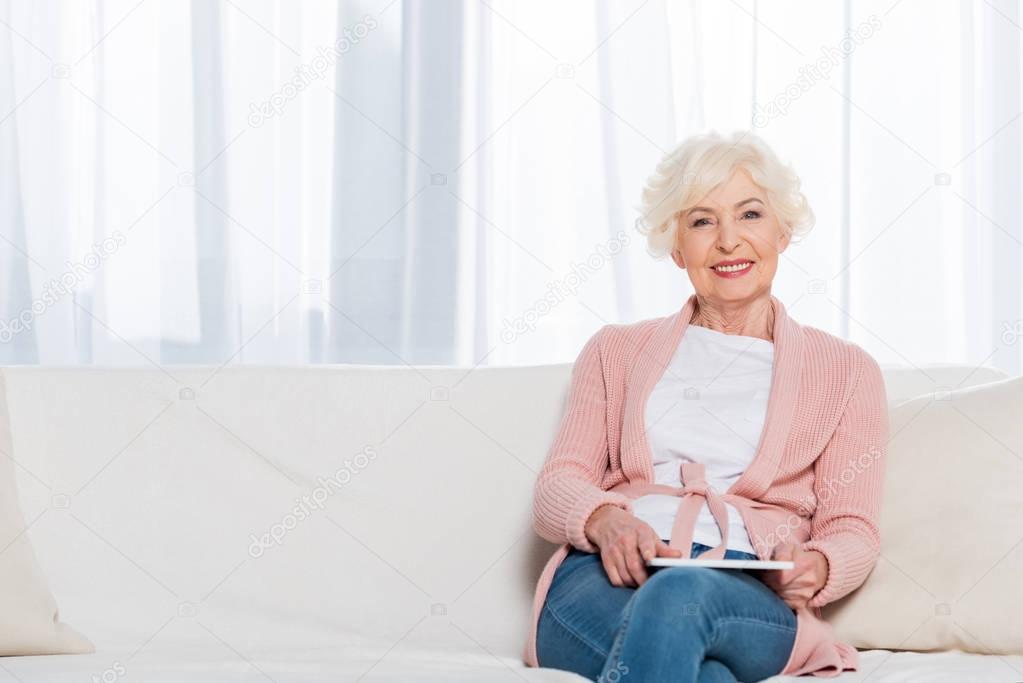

{"left": 742, "top": 210, "right": 761, "bottom": 220}
{"left": 692, "top": 218, "right": 711, "bottom": 227}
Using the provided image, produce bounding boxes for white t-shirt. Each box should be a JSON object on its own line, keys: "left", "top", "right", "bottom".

{"left": 633, "top": 323, "right": 774, "bottom": 554}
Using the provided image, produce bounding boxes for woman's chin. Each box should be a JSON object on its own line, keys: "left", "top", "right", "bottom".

{"left": 698, "top": 280, "right": 765, "bottom": 301}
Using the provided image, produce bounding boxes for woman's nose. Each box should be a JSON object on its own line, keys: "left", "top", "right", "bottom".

{"left": 716, "top": 227, "right": 742, "bottom": 252}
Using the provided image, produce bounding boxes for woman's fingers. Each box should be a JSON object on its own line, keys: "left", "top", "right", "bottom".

{"left": 762, "top": 553, "right": 818, "bottom": 603}
{"left": 604, "top": 537, "right": 648, "bottom": 587}
{"left": 655, "top": 537, "right": 683, "bottom": 558}
{"left": 603, "top": 546, "right": 626, "bottom": 587}
{"left": 609, "top": 546, "right": 635, "bottom": 587}
{"left": 624, "top": 542, "right": 649, "bottom": 586}
{"left": 592, "top": 515, "right": 679, "bottom": 588}
{"left": 637, "top": 533, "right": 657, "bottom": 563}
{"left": 770, "top": 576, "right": 816, "bottom": 610}
{"left": 601, "top": 552, "right": 624, "bottom": 587}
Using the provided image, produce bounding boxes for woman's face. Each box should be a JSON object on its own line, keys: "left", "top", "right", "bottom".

{"left": 671, "top": 167, "right": 789, "bottom": 305}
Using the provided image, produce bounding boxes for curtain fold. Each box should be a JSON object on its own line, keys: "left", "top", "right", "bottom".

{"left": 187, "top": 0, "right": 235, "bottom": 364}
{"left": 0, "top": 5, "right": 37, "bottom": 364}
{"left": 0, "top": 0, "right": 1019, "bottom": 374}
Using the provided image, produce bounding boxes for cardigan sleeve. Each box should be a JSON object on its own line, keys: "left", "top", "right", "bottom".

{"left": 531, "top": 324, "right": 634, "bottom": 553}
{"left": 802, "top": 349, "right": 889, "bottom": 608}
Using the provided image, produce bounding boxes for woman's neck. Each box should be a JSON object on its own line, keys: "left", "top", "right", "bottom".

{"left": 689, "top": 294, "right": 775, "bottom": 342}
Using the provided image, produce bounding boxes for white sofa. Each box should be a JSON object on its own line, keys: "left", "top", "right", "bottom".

{"left": 2, "top": 362, "right": 1020, "bottom": 682}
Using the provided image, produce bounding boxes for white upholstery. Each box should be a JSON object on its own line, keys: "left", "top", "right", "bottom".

{"left": 1, "top": 362, "right": 1018, "bottom": 682}
{"left": 823, "top": 373, "right": 1023, "bottom": 654}
{"left": 878, "top": 363, "right": 1009, "bottom": 406}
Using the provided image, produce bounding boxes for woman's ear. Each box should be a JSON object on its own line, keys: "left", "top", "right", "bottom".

{"left": 776, "top": 227, "right": 792, "bottom": 254}
{"left": 671, "top": 246, "right": 686, "bottom": 270}
{"left": 669, "top": 218, "right": 687, "bottom": 269}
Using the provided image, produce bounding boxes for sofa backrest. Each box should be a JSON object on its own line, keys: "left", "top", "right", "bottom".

{"left": 1, "top": 362, "right": 1008, "bottom": 658}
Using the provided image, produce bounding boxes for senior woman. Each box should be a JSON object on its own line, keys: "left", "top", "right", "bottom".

{"left": 521, "top": 131, "right": 889, "bottom": 682}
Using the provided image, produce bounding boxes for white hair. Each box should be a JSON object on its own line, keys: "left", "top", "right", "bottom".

{"left": 636, "top": 130, "right": 815, "bottom": 258}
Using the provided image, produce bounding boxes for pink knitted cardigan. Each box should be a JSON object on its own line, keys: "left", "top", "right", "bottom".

{"left": 523, "top": 292, "right": 889, "bottom": 677}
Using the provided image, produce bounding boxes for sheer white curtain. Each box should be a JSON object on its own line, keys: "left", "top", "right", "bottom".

{"left": 1, "top": 0, "right": 1021, "bottom": 374}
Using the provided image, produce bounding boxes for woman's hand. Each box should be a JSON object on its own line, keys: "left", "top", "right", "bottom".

{"left": 584, "top": 505, "right": 683, "bottom": 588}
{"left": 758, "top": 542, "right": 829, "bottom": 610}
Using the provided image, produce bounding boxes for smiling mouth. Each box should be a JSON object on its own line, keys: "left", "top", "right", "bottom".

{"left": 711, "top": 260, "right": 754, "bottom": 273}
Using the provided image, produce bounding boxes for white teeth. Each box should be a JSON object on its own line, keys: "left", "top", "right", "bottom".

{"left": 713, "top": 262, "right": 753, "bottom": 273}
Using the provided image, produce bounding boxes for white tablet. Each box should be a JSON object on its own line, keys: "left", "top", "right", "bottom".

{"left": 646, "top": 557, "right": 794, "bottom": 570}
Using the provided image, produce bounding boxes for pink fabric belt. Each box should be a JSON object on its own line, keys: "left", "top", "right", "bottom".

{"left": 608, "top": 461, "right": 731, "bottom": 559}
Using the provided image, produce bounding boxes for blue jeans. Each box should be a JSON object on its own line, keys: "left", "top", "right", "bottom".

{"left": 536, "top": 541, "right": 797, "bottom": 682}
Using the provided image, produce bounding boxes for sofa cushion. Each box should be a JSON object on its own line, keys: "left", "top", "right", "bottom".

{"left": 0, "top": 370, "right": 93, "bottom": 655}
{"left": 879, "top": 364, "right": 1007, "bottom": 406}
{"left": 822, "top": 375, "right": 1023, "bottom": 654}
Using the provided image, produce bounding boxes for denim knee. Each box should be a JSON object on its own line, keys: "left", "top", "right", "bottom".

{"left": 630, "top": 568, "right": 718, "bottom": 625}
